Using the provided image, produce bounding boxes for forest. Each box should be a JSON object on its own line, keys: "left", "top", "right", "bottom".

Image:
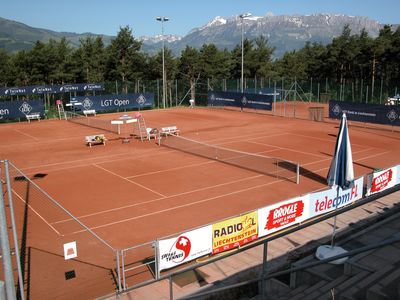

{"left": 0, "top": 24, "right": 399, "bottom": 105}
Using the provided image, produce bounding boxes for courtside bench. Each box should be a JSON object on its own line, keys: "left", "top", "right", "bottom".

{"left": 160, "top": 126, "right": 180, "bottom": 137}
{"left": 26, "top": 113, "right": 41, "bottom": 122}
{"left": 83, "top": 109, "right": 96, "bottom": 117}
{"left": 85, "top": 134, "right": 106, "bottom": 147}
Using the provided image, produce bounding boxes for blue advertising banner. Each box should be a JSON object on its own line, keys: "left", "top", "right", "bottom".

{"left": 0, "top": 99, "right": 45, "bottom": 120}
{"left": 71, "top": 93, "right": 154, "bottom": 112}
{"left": 59, "top": 83, "right": 105, "bottom": 93}
{"left": 208, "top": 91, "right": 272, "bottom": 110}
{"left": 329, "top": 100, "right": 400, "bottom": 126}
{"left": 0, "top": 83, "right": 105, "bottom": 96}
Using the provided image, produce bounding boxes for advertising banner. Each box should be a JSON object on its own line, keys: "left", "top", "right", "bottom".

{"left": 258, "top": 195, "right": 310, "bottom": 238}
{"left": 308, "top": 176, "right": 364, "bottom": 219}
{"left": 212, "top": 211, "right": 258, "bottom": 254}
{"left": 208, "top": 91, "right": 272, "bottom": 110}
{"left": 0, "top": 83, "right": 105, "bottom": 96}
{"left": 72, "top": 93, "right": 154, "bottom": 112}
{"left": 158, "top": 226, "right": 212, "bottom": 271}
{"left": 59, "top": 83, "right": 105, "bottom": 93}
{"left": 0, "top": 99, "right": 45, "bottom": 120}
{"left": 366, "top": 166, "right": 399, "bottom": 196}
{"left": 329, "top": 100, "right": 400, "bottom": 126}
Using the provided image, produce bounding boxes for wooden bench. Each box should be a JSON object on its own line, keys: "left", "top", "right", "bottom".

{"left": 83, "top": 109, "right": 96, "bottom": 117}
{"left": 85, "top": 134, "right": 106, "bottom": 147}
{"left": 26, "top": 113, "right": 41, "bottom": 122}
{"left": 160, "top": 126, "right": 180, "bottom": 137}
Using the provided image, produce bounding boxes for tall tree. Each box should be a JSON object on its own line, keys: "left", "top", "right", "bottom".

{"left": 105, "top": 26, "right": 142, "bottom": 91}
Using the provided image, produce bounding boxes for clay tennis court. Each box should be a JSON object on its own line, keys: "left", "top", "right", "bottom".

{"left": 1, "top": 103, "right": 399, "bottom": 299}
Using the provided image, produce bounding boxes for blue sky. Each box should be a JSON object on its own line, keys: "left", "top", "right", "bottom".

{"left": 2, "top": 0, "right": 399, "bottom": 37}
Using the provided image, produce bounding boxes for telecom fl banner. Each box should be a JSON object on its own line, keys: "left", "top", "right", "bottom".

{"left": 212, "top": 211, "right": 258, "bottom": 254}
{"left": 0, "top": 99, "right": 44, "bottom": 120}
{"left": 208, "top": 91, "right": 272, "bottom": 110}
{"left": 158, "top": 226, "right": 212, "bottom": 271}
{"left": 329, "top": 100, "right": 400, "bottom": 126}
{"left": 258, "top": 195, "right": 310, "bottom": 238}
{"left": 72, "top": 93, "right": 154, "bottom": 112}
{"left": 308, "top": 176, "right": 364, "bottom": 219}
{"left": 366, "top": 166, "right": 399, "bottom": 196}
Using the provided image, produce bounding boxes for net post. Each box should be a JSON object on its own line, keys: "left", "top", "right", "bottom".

{"left": 296, "top": 163, "right": 300, "bottom": 184}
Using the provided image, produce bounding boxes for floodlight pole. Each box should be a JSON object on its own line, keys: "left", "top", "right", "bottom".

{"left": 156, "top": 16, "right": 169, "bottom": 109}
{"left": 239, "top": 13, "right": 251, "bottom": 93}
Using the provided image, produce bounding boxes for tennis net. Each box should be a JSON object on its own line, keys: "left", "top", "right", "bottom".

{"left": 159, "top": 134, "right": 300, "bottom": 184}
{"left": 66, "top": 111, "right": 120, "bottom": 134}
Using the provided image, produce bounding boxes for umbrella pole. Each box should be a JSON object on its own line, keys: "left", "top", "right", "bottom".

{"left": 330, "top": 185, "right": 340, "bottom": 247}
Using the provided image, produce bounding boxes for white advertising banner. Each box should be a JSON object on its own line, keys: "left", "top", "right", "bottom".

{"left": 158, "top": 225, "right": 212, "bottom": 271}
{"left": 308, "top": 176, "right": 364, "bottom": 219}
{"left": 258, "top": 195, "right": 310, "bottom": 238}
{"left": 367, "top": 166, "right": 399, "bottom": 196}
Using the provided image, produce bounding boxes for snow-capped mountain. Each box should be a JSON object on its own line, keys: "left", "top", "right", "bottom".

{"left": 141, "top": 13, "right": 385, "bottom": 58}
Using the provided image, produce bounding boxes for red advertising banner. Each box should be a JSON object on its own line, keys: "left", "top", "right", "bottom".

{"left": 367, "top": 167, "right": 398, "bottom": 196}
{"left": 258, "top": 196, "right": 309, "bottom": 238}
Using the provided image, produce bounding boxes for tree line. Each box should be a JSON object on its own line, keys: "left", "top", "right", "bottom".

{"left": 0, "top": 24, "right": 399, "bottom": 102}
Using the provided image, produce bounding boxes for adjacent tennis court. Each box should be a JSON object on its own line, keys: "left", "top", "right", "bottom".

{"left": 1, "top": 103, "right": 399, "bottom": 299}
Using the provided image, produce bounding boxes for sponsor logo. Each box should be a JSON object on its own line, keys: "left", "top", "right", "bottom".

{"left": 332, "top": 104, "right": 341, "bottom": 116}
{"left": 136, "top": 94, "right": 146, "bottom": 105}
{"left": 161, "top": 235, "right": 191, "bottom": 263}
{"left": 60, "top": 85, "right": 78, "bottom": 92}
{"left": 265, "top": 200, "right": 304, "bottom": 230}
{"left": 212, "top": 214, "right": 258, "bottom": 253}
{"left": 33, "top": 86, "right": 53, "bottom": 93}
{"left": 84, "top": 84, "right": 103, "bottom": 90}
{"left": 101, "top": 98, "right": 130, "bottom": 107}
{"left": 371, "top": 169, "right": 393, "bottom": 193}
{"left": 387, "top": 110, "right": 398, "bottom": 122}
{"left": 82, "top": 98, "right": 93, "bottom": 110}
{"left": 19, "top": 102, "right": 32, "bottom": 115}
{"left": 313, "top": 185, "right": 359, "bottom": 213}
{"left": 5, "top": 88, "right": 26, "bottom": 95}
{"left": 0, "top": 108, "right": 10, "bottom": 119}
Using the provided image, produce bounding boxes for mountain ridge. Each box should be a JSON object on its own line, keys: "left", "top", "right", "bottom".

{"left": 1, "top": 14, "right": 396, "bottom": 57}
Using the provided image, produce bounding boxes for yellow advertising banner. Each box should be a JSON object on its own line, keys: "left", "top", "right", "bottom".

{"left": 212, "top": 211, "right": 258, "bottom": 254}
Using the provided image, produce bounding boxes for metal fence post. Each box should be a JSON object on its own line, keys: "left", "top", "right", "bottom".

{"left": 0, "top": 163, "right": 17, "bottom": 300}
{"left": 4, "top": 160, "right": 25, "bottom": 300}
{"left": 169, "top": 275, "right": 174, "bottom": 300}
{"left": 116, "top": 250, "right": 122, "bottom": 292}
{"left": 261, "top": 241, "right": 269, "bottom": 299}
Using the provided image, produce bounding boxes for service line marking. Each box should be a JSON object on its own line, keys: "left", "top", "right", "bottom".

{"left": 69, "top": 176, "right": 289, "bottom": 234}
{"left": 93, "top": 163, "right": 166, "bottom": 197}
{"left": 14, "top": 128, "right": 40, "bottom": 141}
{"left": 52, "top": 174, "right": 264, "bottom": 224}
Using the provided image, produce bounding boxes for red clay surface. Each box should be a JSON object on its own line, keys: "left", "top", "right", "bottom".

{"left": 1, "top": 103, "right": 399, "bottom": 299}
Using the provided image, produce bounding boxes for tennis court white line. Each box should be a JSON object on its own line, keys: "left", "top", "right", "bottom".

{"left": 51, "top": 174, "right": 264, "bottom": 224}
{"left": 126, "top": 160, "right": 216, "bottom": 178}
{"left": 93, "top": 163, "right": 166, "bottom": 197}
{"left": 14, "top": 128, "right": 41, "bottom": 141}
{"left": 69, "top": 176, "right": 289, "bottom": 234}
{"left": 12, "top": 190, "right": 62, "bottom": 236}
{"left": 248, "top": 141, "right": 328, "bottom": 159}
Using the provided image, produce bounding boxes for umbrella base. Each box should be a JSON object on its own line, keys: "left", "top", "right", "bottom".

{"left": 315, "top": 245, "right": 349, "bottom": 264}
